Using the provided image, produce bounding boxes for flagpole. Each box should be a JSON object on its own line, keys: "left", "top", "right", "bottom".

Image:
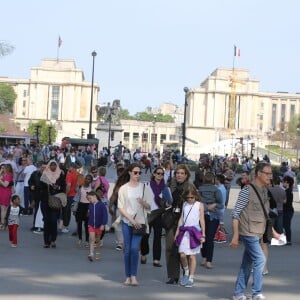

{"left": 57, "top": 46, "right": 60, "bottom": 62}
{"left": 232, "top": 45, "right": 236, "bottom": 71}
{"left": 57, "top": 36, "right": 62, "bottom": 62}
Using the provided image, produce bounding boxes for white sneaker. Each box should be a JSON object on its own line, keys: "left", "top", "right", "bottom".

{"left": 252, "top": 294, "right": 266, "bottom": 300}
{"left": 232, "top": 295, "right": 247, "bottom": 300}
{"left": 62, "top": 228, "right": 69, "bottom": 233}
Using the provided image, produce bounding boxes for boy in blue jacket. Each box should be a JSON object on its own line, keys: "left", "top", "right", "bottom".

{"left": 86, "top": 191, "right": 108, "bottom": 261}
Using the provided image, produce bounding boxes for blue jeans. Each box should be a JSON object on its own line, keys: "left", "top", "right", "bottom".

{"left": 234, "top": 235, "right": 265, "bottom": 297}
{"left": 122, "top": 221, "right": 142, "bottom": 277}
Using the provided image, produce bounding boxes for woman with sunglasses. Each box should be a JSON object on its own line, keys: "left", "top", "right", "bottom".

{"left": 118, "top": 163, "right": 152, "bottom": 286}
{"left": 140, "top": 167, "right": 172, "bottom": 267}
{"left": 165, "top": 164, "right": 191, "bottom": 284}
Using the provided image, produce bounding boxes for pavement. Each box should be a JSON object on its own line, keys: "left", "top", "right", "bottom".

{"left": 0, "top": 168, "right": 299, "bottom": 300}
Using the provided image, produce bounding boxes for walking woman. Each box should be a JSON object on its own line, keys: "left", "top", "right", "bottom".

{"left": 40, "top": 160, "right": 67, "bottom": 248}
{"left": 140, "top": 166, "right": 172, "bottom": 267}
{"left": 165, "top": 164, "right": 191, "bottom": 284}
{"left": 118, "top": 163, "right": 152, "bottom": 286}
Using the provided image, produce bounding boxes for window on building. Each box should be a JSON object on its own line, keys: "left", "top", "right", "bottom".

{"left": 160, "top": 134, "right": 166, "bottom": 144}
{"left": 23, "top": 100, "right": 26, "bottom": 108}
{"left": 23, "top": 90, "right": 27, "bottom": 97}
{"left": 260, "top": 102, "right": 264, "bottom": 109}
{"left": 123, "top": 132, "right": 130, "bottom": 142}
{"left": 142, "top": 132, "right": 148, "bottom": 143}
{"left": 291, "top": 104, "right": 295, "bottom": 118}
{"left": 169, "top": 134, "right": 177, "bottom": 141}
{"left": 51, "top": 86, "right": 60, "bottom": 120}
{"left": 271, "top": 104, "right": 277, "bottom": 130}
{"left": 133, "top": 132, "right": 139, "bottom": 143}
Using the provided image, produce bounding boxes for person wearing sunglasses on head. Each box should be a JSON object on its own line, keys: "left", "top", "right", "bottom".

{"left": 118, "top": 163, "right": 152, "bottom": 286}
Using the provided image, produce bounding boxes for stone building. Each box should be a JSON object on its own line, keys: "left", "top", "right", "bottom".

{"left": 0, "top": 58, "right": 99, "bottom": 143}
{"left": 184, "top": 68, "right": 300, "bottom": 158}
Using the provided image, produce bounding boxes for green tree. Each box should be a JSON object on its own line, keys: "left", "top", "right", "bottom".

{"left": 134, "top": 112, "right": 174, "bottom": 123}
{"left": 119, "top": 109, "right": 135, "bottom": 120}
{"left": 0, "top": 83, "right": 17, "bottom": 113}
{"left": 27, "top": 120, "right": 57, "bottom": 145}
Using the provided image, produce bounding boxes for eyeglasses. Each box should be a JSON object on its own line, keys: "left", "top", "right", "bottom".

{"left": 155, "top": 172, "right": 164, "bottom": 176}
{"left": 260, "top": 171, "right": 272, "bottom": 176}
{"left": 133, "top": 171, "right": 142, "bottom": 175}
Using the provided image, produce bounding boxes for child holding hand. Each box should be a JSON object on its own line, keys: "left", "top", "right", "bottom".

{"left": 86, "top": 191, "right": 108, "bottom": 261}
{"left": 175, "top": 184, "right": 205, "bottom": 288}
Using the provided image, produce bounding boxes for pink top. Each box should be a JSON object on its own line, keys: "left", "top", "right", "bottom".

{"left": 0, "top": 173, "right": 13, "bottom": 206}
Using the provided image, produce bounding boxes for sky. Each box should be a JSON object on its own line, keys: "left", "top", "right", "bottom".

{"left": 1, "top": 0, "right": 300, "bottom": 115}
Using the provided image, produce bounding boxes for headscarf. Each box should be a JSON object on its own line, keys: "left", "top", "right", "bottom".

{"left": 40, "top": 160, "right": 62, "bottom": 185}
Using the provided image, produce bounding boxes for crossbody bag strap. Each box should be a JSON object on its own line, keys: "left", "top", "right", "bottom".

{"left": 249, "top": 183, "right": 268, "bottom": 219}
{"left": 182, "top": 202, "right": 195, "bottom": 226}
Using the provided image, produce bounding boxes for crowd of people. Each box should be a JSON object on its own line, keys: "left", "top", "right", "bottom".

{"left": 0, "top": 142, "right": 297, "bottom": 299}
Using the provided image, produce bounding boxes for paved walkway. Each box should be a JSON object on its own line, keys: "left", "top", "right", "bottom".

{"left": 0, "top": 186, "right": 299, "bottom": 300}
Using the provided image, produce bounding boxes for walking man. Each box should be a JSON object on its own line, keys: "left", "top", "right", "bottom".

{"left": 230, "top": 162, "right": 272, "bottom": 300}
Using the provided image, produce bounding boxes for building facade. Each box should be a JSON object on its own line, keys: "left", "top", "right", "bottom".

{"left": 0, "top": 58, "right": 99, "bottom": 142}
{"left": 184, "top": 68, "right": 300, "bottom": 158}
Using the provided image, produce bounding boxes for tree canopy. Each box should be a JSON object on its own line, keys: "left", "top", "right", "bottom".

{"left": 27, "top": 120, "right": 57, "bottom": 145}
{"left": 119, "top": 109, "right": 174, "bottom": 123}
{"left": 0, "top": 84, "right": 17, "bottom": 113}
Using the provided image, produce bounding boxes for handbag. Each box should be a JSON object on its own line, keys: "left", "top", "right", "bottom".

{"left": 147, "top": 207, "right": 165, "bottom": 225}
{"left": 48, "top": 185, "right": 62, "bottom": 210}
{"left": 132, "top": 224, "right": 147, "bottom": 236}
{"left": 48, "top": 194, "right": 62, "bottom": 210}
{"left": 132, "top": 184, "right": 147, "bottom": 236}
{"left": 250, "top": 184, "right": 272, "bottom": 243}
{"left": 161, "top": 207, "right": 177, "bottom": 230}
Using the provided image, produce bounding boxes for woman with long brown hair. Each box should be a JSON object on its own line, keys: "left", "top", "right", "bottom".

{"left": 165, "top": 164, "right": 191, "bottom": 284}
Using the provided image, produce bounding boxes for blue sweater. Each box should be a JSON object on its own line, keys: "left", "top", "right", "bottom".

{"left": 88, "top": 201, "right": 108, "bottom": 228}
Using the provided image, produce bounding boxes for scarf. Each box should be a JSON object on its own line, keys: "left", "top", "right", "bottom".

{"left": 150, "top": 179, "right": 165, "bottom": 207}
{"left": 40, "top": 160, "right": 62, "bottom": 185}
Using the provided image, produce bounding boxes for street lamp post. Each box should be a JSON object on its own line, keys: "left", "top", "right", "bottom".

{"left": 280, "top": 131, "right": 284, "bottom": 163}
{"left": 48, "top": 126, "right": 52, "bottom": 145}
{"left": 296, "top": 124, "right": 300, "bottom": 165}
{"left": 182, "top": 87, "right": 189, "bottom": 157}
{"left": 88, "top": 51, "right": 97, "bottom": 139}
{"left": 107, "top": 113, "right": 112, "bottom": 149}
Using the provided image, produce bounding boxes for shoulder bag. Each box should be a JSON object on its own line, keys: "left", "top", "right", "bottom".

{"left": 48, "top": 186, "right": 62, "bottom": 210}
{"left": 250, "top": 184, "right": 272, "bottom": 243}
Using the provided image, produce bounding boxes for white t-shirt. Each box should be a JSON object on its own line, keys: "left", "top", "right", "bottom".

{"left": 23, "top": 164, "right": 37, "bottom": 187}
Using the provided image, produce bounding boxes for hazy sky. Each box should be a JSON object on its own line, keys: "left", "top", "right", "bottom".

{"left": 1, "top": 0, "right": 300, "bottom": 114}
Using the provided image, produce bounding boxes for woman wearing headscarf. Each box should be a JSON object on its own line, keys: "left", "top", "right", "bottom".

{"left": 40, "top": 160, "right": 66, "bottom": 248}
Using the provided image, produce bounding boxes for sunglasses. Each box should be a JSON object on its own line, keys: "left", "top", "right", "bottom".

{"left": 155, "top": 172, "right": 164, "bottom": 175}
{"left": 133, "top": 171, "right": 142, "bottom": 175}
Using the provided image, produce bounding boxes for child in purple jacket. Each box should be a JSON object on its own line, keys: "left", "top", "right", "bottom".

{"left": 86, "top": 191, "right": 108, "bottom": 261}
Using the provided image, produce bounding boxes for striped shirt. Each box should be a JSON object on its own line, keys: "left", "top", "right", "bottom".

{"left": 231, "top": 186, "right": 250, "bottom": 219}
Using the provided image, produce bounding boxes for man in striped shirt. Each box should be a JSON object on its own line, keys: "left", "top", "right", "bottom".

{"left": 230, "top": 162, "right": 272, "bottom": 300}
